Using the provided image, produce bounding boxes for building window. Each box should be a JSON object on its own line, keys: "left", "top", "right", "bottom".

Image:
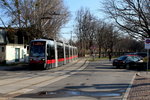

{"left": 2, "top": 47, "right": 4, "bottom": 52}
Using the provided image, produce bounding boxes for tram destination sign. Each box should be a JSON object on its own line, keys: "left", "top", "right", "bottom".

{"left": 145, "top": 38, "right": 150, "bottom": 49}
{"left": 32, "top": 41, "right": 45, "bottom": 46}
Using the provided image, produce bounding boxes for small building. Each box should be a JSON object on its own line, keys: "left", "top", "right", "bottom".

{"left": 0, "top": 27, "right": 28, "bottom": 64}
{"left": 0, "top": 44, "right": 28, "bottom": 64}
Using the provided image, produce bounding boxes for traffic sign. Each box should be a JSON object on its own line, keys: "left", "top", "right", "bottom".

{"left": 145, "top": 38, "right": 150, "bottom": 49}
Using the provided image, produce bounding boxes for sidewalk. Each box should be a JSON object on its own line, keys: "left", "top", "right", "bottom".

{"left": 127, "top": 72, "right": 150, "bottom": 100}
{"left": 0, "top": 63, "right": 29, "bottom": 71}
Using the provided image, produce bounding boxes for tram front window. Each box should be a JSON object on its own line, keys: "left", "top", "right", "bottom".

{"left": 30, "top": 42, "right": 45, "bottom": 57}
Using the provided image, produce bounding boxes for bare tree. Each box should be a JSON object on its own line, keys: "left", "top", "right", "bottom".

{"left": 0, "top": 0, "right": 70, "bottom": 41}
{"left": 114, "top": 36, "right": 144, "bottom": 53}
{"left": 98, "top": 23, "right": 118, "bottom": 57}
{"left": 75, "top": 8, "right": 120, "bottom": 57}
{"left": 102, "top": 0, "right": 150, "bottom": 39}
{"left": 34, "top": 0, "right": 70, "bottom": 39}
{"left": 95, "top": 20, "right": 106, "bottom": 58}
{"left": 75, "top": 8, "right": 97, "bottom": 56}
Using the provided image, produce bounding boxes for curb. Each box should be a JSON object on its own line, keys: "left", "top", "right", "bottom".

{"left": 122, "top": 73, "right": 137, "bottom": 100}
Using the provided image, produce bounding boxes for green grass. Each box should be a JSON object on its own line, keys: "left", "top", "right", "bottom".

{"left": 87, "top": 57, "right": 110, "bottom": 61}
{"left": 147, "top": 69, "right": 150, "bottom": 71}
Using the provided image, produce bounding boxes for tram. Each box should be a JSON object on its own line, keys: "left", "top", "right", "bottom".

{"left": 29, "top": 39, "right": 78, "bottom": 69}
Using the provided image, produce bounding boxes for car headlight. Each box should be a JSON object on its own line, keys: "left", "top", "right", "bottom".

{"left": 138, "top": 60, "right": 143, "bottom": 62}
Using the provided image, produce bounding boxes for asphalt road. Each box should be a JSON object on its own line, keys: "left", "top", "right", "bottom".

{"left": 0, "top": 59, "right": 136, "bottom": 100}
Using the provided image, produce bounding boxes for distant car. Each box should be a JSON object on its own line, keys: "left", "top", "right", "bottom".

{"left": 125, "top": 53, "right": 137, "bottom": 56}
{"left": 134, "top": 52, "right": 147, "bottom": 58}
{"left": 125, "top": 52, "right": 147, "bottom": 58}
{"left": 113, "top": 55, "right": 144, "bottom": 69}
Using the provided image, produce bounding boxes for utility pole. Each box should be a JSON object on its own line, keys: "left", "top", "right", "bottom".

{"left": 70, "top": 31, "right": 73, "bottom": 61}
{"left": 71, "top": 31, "right": 73, "bottom": 46}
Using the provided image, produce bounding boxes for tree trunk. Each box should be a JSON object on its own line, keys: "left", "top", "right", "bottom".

{"left": 99, "top": 46, "right": 101, "bottom": 58}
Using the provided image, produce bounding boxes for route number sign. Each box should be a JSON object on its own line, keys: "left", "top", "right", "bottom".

{"left": 145, "top": 38, "right": 150, "bottom": 49}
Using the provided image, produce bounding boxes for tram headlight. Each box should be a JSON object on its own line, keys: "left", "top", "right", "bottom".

{"left": 30, "top": 58, "right": 33, "bottom": 61}
{"left": 41, "top": 58, "right": 45, "bottom": 61}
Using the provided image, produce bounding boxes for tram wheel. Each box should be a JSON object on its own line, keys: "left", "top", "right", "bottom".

{"left": 43, "top": 64, "right": 49, "bottom": 70}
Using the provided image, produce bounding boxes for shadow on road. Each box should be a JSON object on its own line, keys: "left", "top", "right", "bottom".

{"left": 16, "top": 83, "right": 128, "bottom": 99}
{"left": 0, "top": 64, "right": 44, "bottom": 71}
{"left": 15, "top": 60, "right": 131, "bottom": 99}
{"left": 83, "top": 61, "right": 132, "bottom": 73}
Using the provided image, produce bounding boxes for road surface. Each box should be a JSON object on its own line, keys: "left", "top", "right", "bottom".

{"left": 0, "top": 59, "right": 136, "bottom": 100}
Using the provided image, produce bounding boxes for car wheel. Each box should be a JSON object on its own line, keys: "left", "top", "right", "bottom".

{"left": 126, "top": 64, "right": 130, "bottom": 70}
{"left": 116, "top": 66, "right": 120, "bottom": 69}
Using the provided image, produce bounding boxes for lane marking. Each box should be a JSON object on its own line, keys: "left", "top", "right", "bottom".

{"left": 8, "top": 89, "right": 34, "bottom": 95}
{"left": 122, "top": 73, "right": 137, "bottom": 100}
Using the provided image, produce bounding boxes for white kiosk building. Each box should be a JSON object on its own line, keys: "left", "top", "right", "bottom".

{"left": 0, "top": 28, "right": 28, "bottom": 64}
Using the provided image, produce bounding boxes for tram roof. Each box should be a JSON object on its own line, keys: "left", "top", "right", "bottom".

{"left": 30, "top": 39, "right": 77, "bottom": 48}
{"left": 31, "top": 38, "right": 54, "bottom": 42}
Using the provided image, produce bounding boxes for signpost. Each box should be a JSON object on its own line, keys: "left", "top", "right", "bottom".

{"left": 145, "top": 38, "right": 150, "bottom": 74}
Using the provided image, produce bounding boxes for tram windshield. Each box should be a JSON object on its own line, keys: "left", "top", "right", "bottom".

{"left": 30, "top": 41, "right": 45, "bottom": 57}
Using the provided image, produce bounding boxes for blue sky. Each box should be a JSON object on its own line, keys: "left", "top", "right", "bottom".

{"left": 0, "top": 0, "right": 105, "bottom": 41}
{"left": 64, "top": 0, "right": 101, "bottom": 13}
{"left": 61, "top": 0, "right": 105, "bottom": 40}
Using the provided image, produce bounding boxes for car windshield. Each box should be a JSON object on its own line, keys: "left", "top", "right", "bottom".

{"left": 127, "top": 56, "right": 140, "bottom": 61}
{"left": 118, "top": 56, "right": 127, "bottom": 60}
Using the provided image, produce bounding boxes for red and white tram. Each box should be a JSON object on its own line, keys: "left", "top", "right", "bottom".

{"left": 29, "top": 39, "right": 78, "bottom": 69}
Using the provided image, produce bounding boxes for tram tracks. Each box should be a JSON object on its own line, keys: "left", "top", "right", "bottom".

{"left": 0, "top": 60, "right": 80, "bottom": 86}
{"left": 0, "top": 59, "right": 88, "bottom": 99}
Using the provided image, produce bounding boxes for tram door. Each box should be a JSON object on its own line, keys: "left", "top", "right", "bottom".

{"left": 47, "top": 44, "right": 52, "bottom": 68}
{"left": 15, "top": 48, "right": 20, "bottom": 62}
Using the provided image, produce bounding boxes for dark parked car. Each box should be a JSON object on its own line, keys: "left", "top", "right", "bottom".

{"left": 113, "top": 56, "right": 127, "bottom": 68}
{"left": 113, "top": 55, "right": 144, "bottom": 70}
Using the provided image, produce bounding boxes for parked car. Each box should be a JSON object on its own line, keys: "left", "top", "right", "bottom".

{"left": 113, "top": 55, "right": 144, "bottom": 70}
{"left": 113, "top": 56, "right": 128, "bottom": 68}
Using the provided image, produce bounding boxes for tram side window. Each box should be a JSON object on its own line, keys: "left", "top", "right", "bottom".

{"left": 72, "top": 48, "right": 73, "bottom": 55}
{"left": 65, "top": 47, "right": 69, "bottom": 58}
{"left": 47, "top": 44, "right": 55, "bottom": 60}
{"left": 62, "top": 46, "right": 64, "bottom": 58}
{"left": 73, "top": 48, "right": 75, "bottom": 56}
{"left": 50, "top": 45, "right": 55, "bottom": 59}
{"left": 70, "top": 47, "right": 72, "bottom": 57}
{"left": 74, "top": 49, "right": 76, "bottom": 56}
{"left": 58, "top": 45, "right": 64, "bottom": 59}
{"left": 47, "top": 44, "right": 51, "bottom": 59}
{"left": 75, "top": 49, "right": 77, "bottom": 56}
